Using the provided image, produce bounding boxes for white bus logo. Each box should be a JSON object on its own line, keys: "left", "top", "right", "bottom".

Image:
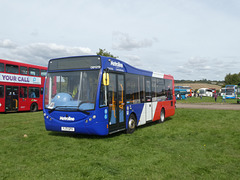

{"left": 59, "top": 116, "right": 75, "bottom": 121}
{"left": 110, "top": 61, "right": 123, "bottom": 68}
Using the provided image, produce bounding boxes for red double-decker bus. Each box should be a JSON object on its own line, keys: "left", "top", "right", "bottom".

{"left": 0, "top": 59, "right": 47, "bottom": 112}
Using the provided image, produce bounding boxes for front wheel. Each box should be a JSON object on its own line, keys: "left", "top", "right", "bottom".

{"left": 126, "top": 114, "right": 137, "bottom": 134}
{"left": 159, "top": 109, "right": 165, "bottom": 123}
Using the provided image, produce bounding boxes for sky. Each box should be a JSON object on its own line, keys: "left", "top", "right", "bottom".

{"left": 0, "top": 0, "right": 240, "bottom": 81}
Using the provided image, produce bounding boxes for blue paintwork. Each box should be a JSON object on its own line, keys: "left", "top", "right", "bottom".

{"left": 44, "top": 107, "right": 109, "bottom": 136}
{"left": 44, "top": 55, "right": 151, "bottom": 135}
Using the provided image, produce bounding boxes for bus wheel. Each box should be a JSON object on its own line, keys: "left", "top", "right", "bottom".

{"left": 159, "top": 109, "right": 165, "bottom": 123}
{"left": 30, "top": 103, "right": 38, "bottom": 112}
{"left": 126, "top": 114, "right": 136, "bottom": 134}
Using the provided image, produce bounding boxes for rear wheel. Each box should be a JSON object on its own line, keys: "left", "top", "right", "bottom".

{"left": 126, "top": 114, "right": 136, "bottom": 134}
{"left": 30, "top": 103, "right": 38, "bottom": 112}
{"left": 159, "top": 109, "right": 165, "bottom": 123}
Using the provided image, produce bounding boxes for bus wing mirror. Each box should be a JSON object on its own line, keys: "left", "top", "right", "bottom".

{"left": 103, "top": 72, "right": 109, "bottom": 86}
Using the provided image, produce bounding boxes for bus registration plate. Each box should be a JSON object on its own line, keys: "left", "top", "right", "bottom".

{"left": 61, "top": 127, "right": 75, "bottom": 132}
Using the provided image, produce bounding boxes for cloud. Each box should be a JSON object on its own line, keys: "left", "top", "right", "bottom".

{"left": 0, "top": 40, "right": 92, "bottom": 66}
{"left": 175, "top": 56, "right": 240, "bottom": 80}
{"left": 0, "top": 39, "right": 18, "bottom": 49}
{"left": 122, "top": 54, "right": 143, "bottom": 67}
{"left": 112, "top": 32, "right": 158, "bottom": 51}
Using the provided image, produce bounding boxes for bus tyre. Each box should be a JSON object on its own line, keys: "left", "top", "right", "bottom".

{"left": 30, "top": 103, "right": 38, "bottom": 112}
{"left": 126, "top": 114, "right": 136, "bottom": 134}
{"left": 159, "top": 109, "right": 165, "bottom": 123}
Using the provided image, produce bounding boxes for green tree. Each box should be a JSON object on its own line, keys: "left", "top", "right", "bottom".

{"left": 224, "top": 73, "right": 240, "bottom": 85}
{"left": 96, "top": 48, "right": 118, "bottom": 59}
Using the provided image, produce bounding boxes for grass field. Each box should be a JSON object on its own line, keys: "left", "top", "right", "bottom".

{"left": 0, "top": 109, "right": 240, "bottom": 179}
{"left": 177, "top": 96, "right": 237, "bottom": 104}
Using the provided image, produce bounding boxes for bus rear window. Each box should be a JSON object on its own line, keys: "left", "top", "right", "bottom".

{"left": 0, "top": 63, "right": 4, "bottom": 72}
{"left": 29, "top": 68, "right": 40, "bottom": 76}
{"left": 6, "top": 64, "right": 19, "bottom": 74}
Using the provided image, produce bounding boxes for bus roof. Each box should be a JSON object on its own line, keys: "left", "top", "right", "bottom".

{"left": 49, "top": 55, "right": 174, "bottom": 80}
{"left": 0, "top": 58, "right": 47, "bottom": 70}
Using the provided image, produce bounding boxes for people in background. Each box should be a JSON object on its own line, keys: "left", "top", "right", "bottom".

{"left": 222, "top": 94, "right": 226, "bottom": 103}
{"left": 214, "top": 93, "right": 218, "bottom": 102}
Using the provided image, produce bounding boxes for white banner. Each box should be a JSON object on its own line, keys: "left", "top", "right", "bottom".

{"left": 0, "top": 73, "right": 41, "bottom": 85}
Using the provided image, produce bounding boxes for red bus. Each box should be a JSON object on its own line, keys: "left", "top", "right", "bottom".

{"left": 0, "top": 59, "right": 47, "bottom": 112}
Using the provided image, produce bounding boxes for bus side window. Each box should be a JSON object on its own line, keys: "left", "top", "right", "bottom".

{"left": 165, "top": 79, "right": 173, "bottom": 100}
{"left": 29, "top": 87, "right": 40, "bottom": 98}
{"left": 29, "top": 68, "right": 40, "bottom": 76}
{"left": 20, "top": 87, "right": 27, "bottom": 98}
{"left": 6, "top": 64, "right": 19, "bottom": 74}
{"left": 41, "top": 69, "right": 47, "bottom": 77}
{"left": 0, "top": 63, "right": 4, "bottom": 72}
{"left": 20, "top": 66, "right": 28, "bottom": 75}
{"left": 126, "top": 74, "right": 141, "bottom": 104}
{"left": 0, "top": 85, "right": 4, "bottom": 98}
{"left": 156, "top": 78, "right": 165, "bottom": 101}
{"left": 152, "top": 78, "right": 157, "bottom": 102}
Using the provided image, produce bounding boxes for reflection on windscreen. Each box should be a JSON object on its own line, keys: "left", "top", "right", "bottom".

{"left": 226, "top": 89, "right": 234, "bottom": 95}
{"left": 44, "top": 70, "right": 99, "bottom": 111}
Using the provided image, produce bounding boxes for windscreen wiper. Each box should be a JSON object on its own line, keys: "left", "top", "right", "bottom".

{"left": 77, "top": 109, "right": 90, "bottom": 115}
{"left": 47, "top": 106, "right": 68, "bottom": 113}
{"left": 48, "top": 107, "right": 56, "bottom": 113}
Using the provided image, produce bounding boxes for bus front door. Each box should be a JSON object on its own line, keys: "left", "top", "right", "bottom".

{"left": 108, "top": 73, "right": 126, "bottom": 133}
{"left": 5, "top": 86, "right": 19, "bottom": 112}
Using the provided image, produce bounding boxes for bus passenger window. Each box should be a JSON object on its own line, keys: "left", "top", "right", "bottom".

{"left": 0, "top": 85, "right": 4, "bottom": 98}
{"left": 29, "top": 68, "right": 40, "bottom": 76}
{"left": 6, "top": 64, "right": 19, "bottom": 74}
{"left": 20, "top": 66, "right": 28, "bottom": 75}
{"left": 29, "top": 87, "right": 40, "bottom": 98}
{"left": 41, "top": 69, "right": 47, "bottom": 77}
{"left": 126, "top": 74, "right": 140, "bottom": 104}
{"left": 165, "top": 79, "right": 173, "bottom": 100}
{"left": 152, "top": 78, "right": 157, "bottom": 102}
{"left": 156, "top": 78, "right": 166, "bottom": 101}
{"left": 0, "top": 63, "right": 4, "bottom": 72}
{"left": 20, "top": 87, "right": 27, "bottom": 98}
{"left": 145, "top": 77, "right": 152, "bottom": 102}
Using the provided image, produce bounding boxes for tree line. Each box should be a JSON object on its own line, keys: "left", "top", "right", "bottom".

{"left": 224, "top": 73, "right": 240, "bottom": 85}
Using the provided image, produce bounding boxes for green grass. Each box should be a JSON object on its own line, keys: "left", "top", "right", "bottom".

{"left": 177, "top": 96, "right": 237, "bottom": 104}
{"left": 0, "top": 110, "right": 240, "bottom": 179}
